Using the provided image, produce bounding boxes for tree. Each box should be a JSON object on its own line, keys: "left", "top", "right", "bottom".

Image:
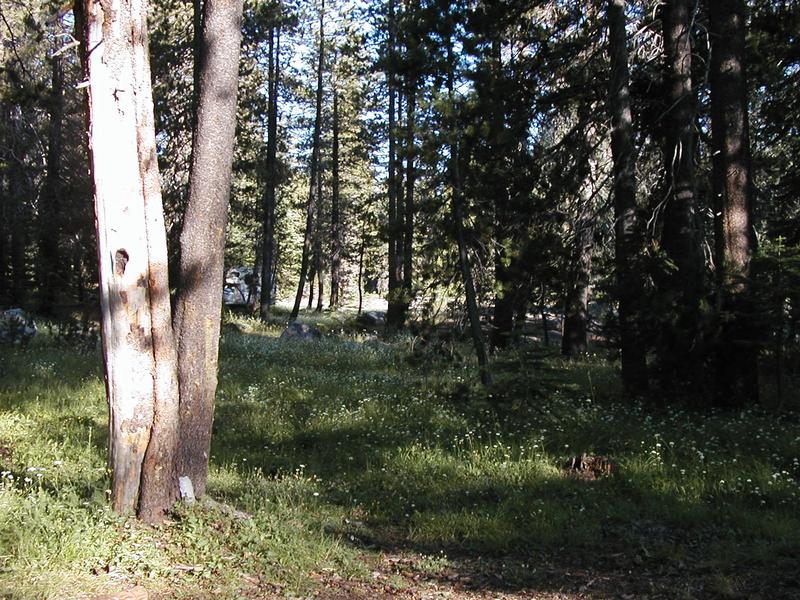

{"left": 329, "top": 85, "right": 342, "bottom": 308}
{"left": 657, "top": 0, "right": 703, "bottom": 386}
{"left": 709, "top": 0, "right": 758, "bottom": 405}
{"left": 607, "top": 0, "right": 649, "bottom": 393}
{"left": 76, "top": 0, "right": 179, "bottom": 520}
{"left": 290, "top": 0, "right": 325, "bottom": 322}
{"left": 173, "top": 0, "right": 244, "bottom": 498}
{"left": 385, "top": 0, "right": 404, "bottom": 330}
{"left": 562, "top": 116, "right": 599, "bottom": 358}
{"left": 260, "top": 21, "right": 281, "bottom": 319}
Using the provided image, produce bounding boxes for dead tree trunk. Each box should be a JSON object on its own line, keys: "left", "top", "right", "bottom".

{"left": 78, "top": 0, "right": 179, "bottom": 521}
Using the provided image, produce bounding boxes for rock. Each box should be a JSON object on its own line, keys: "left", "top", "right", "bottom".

{"left": 0, "top": 308, "right": 37, "bottom": 344}
{"left": 222, "top": 322, "right": 243, "bottom": 335}
{"left": 178, "top": 476, "right": 196, "bottom": 504}
{"left": 90, "top": 586, "right": 148, "bottom": 600}
{"left": 223, "top": 266, "right": 259, "bottom": 306}
{"left": 280, "top": 322, "right": 322, "bottom": 341}
{"left": 356, "top": 311, "right": 385, "bottom": 327}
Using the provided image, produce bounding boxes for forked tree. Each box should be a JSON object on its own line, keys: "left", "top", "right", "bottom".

{"left": 79, "top": 0, "right": 243, "bottom": 519}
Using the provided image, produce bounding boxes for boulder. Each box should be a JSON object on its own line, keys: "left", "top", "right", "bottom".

{"left": 0, "top": 308, "right": 37, "bottom": 344}
{"left": 356, "top": 311, "right": 385, "bottom": 327}
{"left": 280, "top": 322, "right": 322, "bottom": 341}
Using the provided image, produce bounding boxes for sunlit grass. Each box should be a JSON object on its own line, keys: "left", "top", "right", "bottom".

{"left": 0, "top": 314, "right": 798, "bottom": 598}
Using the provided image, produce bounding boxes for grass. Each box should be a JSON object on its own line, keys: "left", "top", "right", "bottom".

{"left": 0, "top": 307, "right": 798, "bottom": 598}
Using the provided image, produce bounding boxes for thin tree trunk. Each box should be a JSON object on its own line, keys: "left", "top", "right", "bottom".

{"left": 315, "top": 153, "right": 324, "bottom": 312}
{"left": 260, "top": 26, "right": 280, "bottom": 320}
{"left": 173, "top": 0, "right": 243, "bottom": 498}
{"left": 78, "top": 0, "right": 179, "bottom": 519}
{"left": 489, "top": 40, "right": 513, "bottom": 352}
{"left": 8, "top": 123, "right": 27, "bottom": 307}
{"left": 37, "top": 47, "right": 64, "bottom": 316}
{"left": 447, "top": 34, "right": 490, "bottom": 387}
{"left": 607, "top": 0, "right": 648, "bottom": 393}
{"left": 307, "top": 264, "right": 316, "bottom": 310}
{"left": 709, "top": 0, "right": 758, "bottom": 405}
{"left": 540, "top": 291, "right": 550, "bottom": 347}
{"left": 385, "top": 0, "right": 403, "bottom": 330}
{"left": 357, "top": 231, "right": 365, "bottom": 316}
{"left": 290, "top": 0, "right": 324, "bottom": 322}
{"left": 0, "top": 167, "right": 7, "bottom": 306}
{"left": 329, "top": 88, "right": 341, "bottom": 309}
{"left": 659, "top": 0, "right": 703, "bottom": 385}
{"left": 562, "top": 157, "right": 596, "bottom": 357}
{"left": 401, "top": 87, "right": 416, "bottom": 322}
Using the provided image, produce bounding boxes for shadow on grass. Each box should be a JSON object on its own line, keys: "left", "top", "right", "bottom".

{"left": 211, "top": 329, "right": 800, "bottom": 598}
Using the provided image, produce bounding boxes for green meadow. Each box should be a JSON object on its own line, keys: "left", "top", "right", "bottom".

{"left": 0, "top": 310, "right": 798, "bottom": 599}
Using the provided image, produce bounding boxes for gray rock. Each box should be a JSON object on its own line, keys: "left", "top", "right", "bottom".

{"left": 280, "top": 322, "right": 322, "bottom": 341}
{"left": 178, "top": 476, "right": 196, "bottom": 504}
{"left": 0, "top": 308, "right": 37, "bottom": 344}
{"left": 356, "top": 311, "right": 385, "bottom": 327}
{"left": 223, "top": 266, "right": 259, "bottom": 306}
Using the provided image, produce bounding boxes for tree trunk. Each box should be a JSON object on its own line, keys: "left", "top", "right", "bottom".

{"left": 315, "top": 150, "right": 324, "bottom": 313}
{"left": 385, "top": 0, "right": 404, "bottom": 330}
{"left": 447, "top": 35, "right": 490, "bottom": 387}
{"left": 401, "top": 87, "right": 416, "bottom": 323}
{"left": 37, "top": 47, "right": 64, "bottom": 316}
{"left": 357, "top": 231, "right": 365, "bottom": 316}
{"left": 173, "top": 0, "right": 243, "bottom": 498}
{"left": 659, "top": 0, "right": 703, "bottom": 385}
{"left": 260, "top": 26, "right": 280, "bottom": 320}
{"left": 607, "top": 0, "right": 649, "bottom": 393}
{"left": 562, "top": 154, "right": 596, "bottom": 358}
{"left": 8, "top": 128, "right": 27, "bottom": 307}
{"left": 329, "top": 88, "right": 342, "bottom": 309}
{"left": 135, "top": 2, "right": 181, "bottom": 523}
{"left": 290, "top": 0, "right": 324, "bottom": 322}
{"left": 0, "top": 167, "right": 7, "bottom": 306}
{"left": 78, "top": 0, "right": 179, "bottom": 520}
{"left": 709, "top": 0, "right": 758, "bottom": 406}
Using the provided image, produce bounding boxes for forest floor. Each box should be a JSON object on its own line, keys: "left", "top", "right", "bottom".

{"left": 0, "top": 306, "right": 799, "bottom": 599}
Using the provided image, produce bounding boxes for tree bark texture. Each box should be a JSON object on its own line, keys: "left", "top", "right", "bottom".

{"left": 607, "top": 0, "right": 649, "bottom": 393}
{"left": 709, "top": 0, "right": 759, "bottom": 405}
{"left": 79, "top": 0, "right": 179, "bottom": 518}
{"left": 659, "top": 0, "right": 704, "bottom": 385}
{"left": 260, "top": 26, "right": 279, "bottom": 319}
{"left": 290, "top": 0, "right": 324, "bottom": 322}
{"left": 173, "top": 0, "right": 243, "bottom": 498}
